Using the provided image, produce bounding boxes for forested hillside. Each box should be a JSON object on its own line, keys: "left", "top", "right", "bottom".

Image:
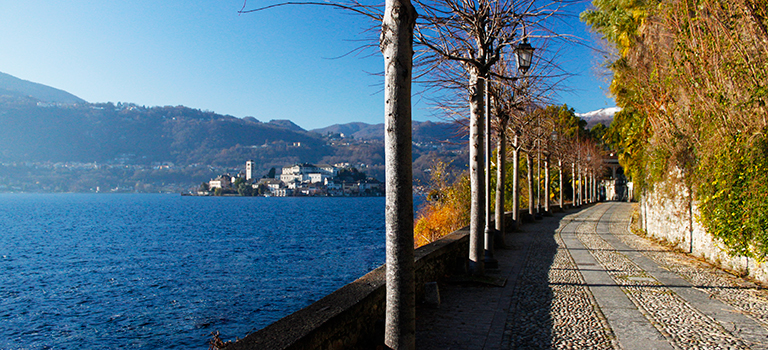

{"left": 0, "top": 95, "right": 467, "bottom": 192}
{"left": 0, "top": 96, "right": 326, "bottom": 164}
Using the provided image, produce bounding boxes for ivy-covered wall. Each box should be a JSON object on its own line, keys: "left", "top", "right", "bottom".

{"left": 583, "top": 0, "right": 768, "bottom": 260}
{"left": 640, "top": 174, "right": 768, "bottom": 285}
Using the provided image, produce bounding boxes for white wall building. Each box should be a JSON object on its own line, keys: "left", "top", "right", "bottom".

{"left": 279, "top": 163, "right": 338, "bottom": 184}
{"left": 209, "top": 175, "right": 232, "bottom": 189}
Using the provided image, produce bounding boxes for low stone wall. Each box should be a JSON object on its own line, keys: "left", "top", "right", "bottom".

{"left": 640, "top": 183, "right": 768, "bottom": 285}
{"left": 227, "top": 227, "right": 470, "bottom": 350}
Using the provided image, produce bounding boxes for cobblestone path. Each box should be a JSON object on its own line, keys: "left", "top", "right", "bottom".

{"left": 415, "top": 202, "right": 768, "bottom": 349}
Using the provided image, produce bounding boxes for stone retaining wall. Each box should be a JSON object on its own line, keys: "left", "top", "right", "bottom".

{"left": 640, "top": 183, "right": 768, "bottom": 285}
{"left": 227, "top": 227, "right": 470, "bottom": 350}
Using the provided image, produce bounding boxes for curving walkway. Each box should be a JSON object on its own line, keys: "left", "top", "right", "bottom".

{"left": 415, "top": 202, "right": 768, "bottom": 349}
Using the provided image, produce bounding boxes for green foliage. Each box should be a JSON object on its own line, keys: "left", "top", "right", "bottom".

{"left": 236, "top": 181, "right": 255, "bottom": 196}
{"left": 337, "top": 167, "right": 367, "bottom": 182}
{"left": 546, "top": 104, "right": 583, "bottom": 139}
{"left": 590, "top": 123, "right": 608, "bottom": 146}
{"left": 586, "top": 0, "right": 768, "bottom": 258}
{"left": 580, "top": 0, "right": 649, "bottom": 55}
{"left": 698, "top": 132, "right": 768, "bottom": 261}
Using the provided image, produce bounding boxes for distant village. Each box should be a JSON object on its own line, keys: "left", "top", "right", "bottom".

{"left": 198, "top": 161, "right": 384, "bottom": 197}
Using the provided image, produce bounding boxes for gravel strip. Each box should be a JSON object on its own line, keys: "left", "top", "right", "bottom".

{"left": 576, "top": 204, "right": 749, "bottom": 349}
{"left": 607, "top": 203, "right": 768, "bottom": 348}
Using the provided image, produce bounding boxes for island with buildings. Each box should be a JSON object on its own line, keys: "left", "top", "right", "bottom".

{"left": 198, "top": 161, "right": 383, "bottom": 197}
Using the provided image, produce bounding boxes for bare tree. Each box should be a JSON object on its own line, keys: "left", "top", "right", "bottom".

{"left": 239, "top": 0, "right": 418, "bottom": 346}
{"left": 412, "top": 0, "right": 565, "bottom": 275}
{"left": 241, "top": 0, "right": 577, "bottom": 344}
{"left": 487, "top": 58, "right": 531, "bottom": 237}
{"left": 381, "top": 0, "right": 418, "bottom": 347}
{"left": 490, "top": 88, "right": 510, "bottom": 238}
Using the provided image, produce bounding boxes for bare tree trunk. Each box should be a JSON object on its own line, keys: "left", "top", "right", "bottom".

{"left": 579, "top": 166, "right": 584, "bottom": 206}
{"left": 544, "top": 154, "right": 550, "bottom": 214}
{"left": 593, "top": 173, "right": 597, "bottom": 202}
{"left": 483, "top": 80, "right": 495, "bottom": 267}
{"left": 380, "top": 1, "right": 416, "bottom": 347}
{"left": 468, "top": 73, "right": 485, "bottom": 276}
{"left": 536, "top": 148, "right": 541, "bottom": 215}
{"left": 587, "top": 172, "right": 591, "bottom": 203}
{"left": 495, "top": 118, "right": 508, "bottom": 240}
{"left": 511, "top": 136, "right": 519, "bottom": 230}
{"left": 571, "top": 162, "right": 576, "bottom": 207}
{"left": 527, "top": 152, "right": 534, "bottom": 216}
{"left": 558, "top": 159, "right": 563, "bottom": 209}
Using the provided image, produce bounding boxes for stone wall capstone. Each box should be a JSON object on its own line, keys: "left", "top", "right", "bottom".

{"left": 226, "top": 227, "right": 470, "bottom": 350}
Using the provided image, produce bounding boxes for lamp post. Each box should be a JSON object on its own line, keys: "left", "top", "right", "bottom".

{"left": 515, "top": 38, "right": 537, "bottom": 219}
{"left": 483, "top": 37, "right": 534, "bottom": 268}
{"left": 483, "top": 77, "right": 497, "bottom": 269}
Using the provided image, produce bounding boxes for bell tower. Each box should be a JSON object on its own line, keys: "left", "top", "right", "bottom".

{"left": 246, "top": 160, "right": 256, "bottom": 181}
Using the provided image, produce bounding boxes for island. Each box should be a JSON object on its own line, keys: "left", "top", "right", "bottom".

{"left": 196, "top": 161, "right": 383, "bottom": 197}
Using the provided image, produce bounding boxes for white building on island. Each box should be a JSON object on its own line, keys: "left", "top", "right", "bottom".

{"left": 279, "top": 163, "right": 338, "bottom": 184}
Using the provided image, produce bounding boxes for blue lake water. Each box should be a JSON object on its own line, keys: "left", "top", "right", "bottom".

{"left": 0, "top": 194, "right": 386, "bottom": 349}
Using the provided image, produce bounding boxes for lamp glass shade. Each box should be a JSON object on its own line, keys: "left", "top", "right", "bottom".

{"left": 515, "top": 40, "right": 535, "bottom": 73}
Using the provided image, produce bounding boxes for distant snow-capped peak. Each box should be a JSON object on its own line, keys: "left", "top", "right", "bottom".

{"left": 576, "top": 107, "right": 621, "bottom": 128}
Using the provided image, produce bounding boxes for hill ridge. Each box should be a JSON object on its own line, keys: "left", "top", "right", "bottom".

{"left": 0, "top": 71, "right": 86, "bottom": 104}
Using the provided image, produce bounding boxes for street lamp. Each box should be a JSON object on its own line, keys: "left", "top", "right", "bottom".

{"left": 514, "top": 38, "right": 535, "bottom": 74}
{"left": 483, "top": 38, "right": 535, "bottom": 268}
{"left": 515, "top": 37, "right": 538, "bottom": 217}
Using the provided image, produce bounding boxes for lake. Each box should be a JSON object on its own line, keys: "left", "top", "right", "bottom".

{"left": 0, "top": 194, "right": 386, "bottom": 349}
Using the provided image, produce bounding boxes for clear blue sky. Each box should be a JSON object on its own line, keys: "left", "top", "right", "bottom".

{"left": 0, "top": 1, "right": 614, "bottom": 130}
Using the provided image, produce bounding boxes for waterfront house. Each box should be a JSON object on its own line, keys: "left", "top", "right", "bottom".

{"left": 209, "top": 174, "right": 232, "bottom": 189}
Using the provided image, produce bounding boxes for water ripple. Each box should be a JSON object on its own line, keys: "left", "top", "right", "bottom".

{"left": 0, "top": 194, "right": 385, "bottom": 349}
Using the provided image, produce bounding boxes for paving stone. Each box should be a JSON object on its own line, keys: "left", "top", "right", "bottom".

{"left": 414, "top": 203, "right": 768, "bottom": 349}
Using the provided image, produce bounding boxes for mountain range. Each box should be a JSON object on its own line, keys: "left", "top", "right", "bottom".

{"left": 0, "top": 72, "right": 469, "bottom": 192}
{"left": 0, "top": 71, "right": 614, "bottom": 192}
{"left": 0, "top": 72, "right": 85, "bottom": 105}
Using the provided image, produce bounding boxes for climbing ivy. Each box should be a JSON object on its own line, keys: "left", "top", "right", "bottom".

{"left": 698, "top": 131, "right": 768, "bottom": 260}
{"left": 584, "top": 0, "right": 768, "bottom": 259}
